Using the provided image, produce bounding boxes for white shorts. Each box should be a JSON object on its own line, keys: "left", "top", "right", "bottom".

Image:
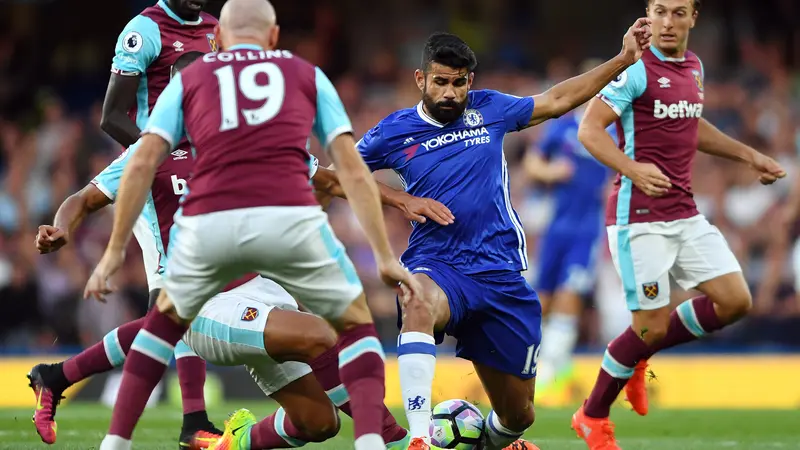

{"left": 181, "top": 276, "right": 312, "bottom": 396}
{"left": 607, "top": 215, "right": 741, "bottom": 311}
{"left": 164, "top": 205, "right": 364, "bottom": 321}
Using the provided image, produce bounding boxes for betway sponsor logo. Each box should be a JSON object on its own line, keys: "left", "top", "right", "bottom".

{"left": 653, "top": 99, "right": 703, "bottom": 119}
{"left": 420, "top": 127, "right": 490, "bottom": 151}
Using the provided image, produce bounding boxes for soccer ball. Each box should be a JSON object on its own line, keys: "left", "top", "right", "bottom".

{"left": 429, "top": 399, "right": 485, "bottom": 449}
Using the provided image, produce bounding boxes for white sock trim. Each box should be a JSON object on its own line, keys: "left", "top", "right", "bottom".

{"left": 355, "top": 433, "right": 385, "bottom": 450}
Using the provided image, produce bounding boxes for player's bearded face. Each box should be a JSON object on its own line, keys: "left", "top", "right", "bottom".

{"left": 419, "top": 68, "right": 472, "bottom": 123}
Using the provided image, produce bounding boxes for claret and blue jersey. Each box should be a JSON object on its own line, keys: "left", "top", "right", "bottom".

{"left": 359, "top": 89, "right": 544, "bottom": 378}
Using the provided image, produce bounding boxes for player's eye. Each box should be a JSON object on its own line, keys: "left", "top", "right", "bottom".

{"left": 453, "top": 80, "right": 467, "bottom": 87}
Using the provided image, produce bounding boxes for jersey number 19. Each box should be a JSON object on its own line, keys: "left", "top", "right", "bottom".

{"left": 213, "top": 62, "right": 286, "bottom": 131}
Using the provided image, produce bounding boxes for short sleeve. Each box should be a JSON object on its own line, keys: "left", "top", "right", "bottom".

{"left": 91, "top": 141, "right": 141, "bottom": 201}
{"left": 356, "top": 124, "right": 389, "bottom": 171}
{"left": 308, "top": 154, "right": 320, "bottom": 178}
{"left": 142, "top": 73, "right": 185, "bottom": 148}
{"left": 111, "top": 15, "right": 162, "bottom": 76}
{"left": 487, "top": 90, "right": 535, "bottom": 133}
{"left": 597, "top": 60, "right": 647, "bottom": 117}
{"left": 312, "top": 67, "right": 353, "bottom": 149}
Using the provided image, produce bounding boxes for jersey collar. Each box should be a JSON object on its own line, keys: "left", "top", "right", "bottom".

{"left": 650, "top": 46, "right": 685, "bottom": 62}
{"left": 416, "top": 102, "right": 445, "bottom": 128}
{"left": 158, "top": 0, "right": 203, "bottom": 26}
{"left": 228, "top": 44, "right": 264, "bottom": 51}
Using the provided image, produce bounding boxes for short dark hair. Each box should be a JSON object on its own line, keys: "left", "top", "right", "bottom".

{"left": 171, "top": 51, "right": 205, "bottom": 77}
{"left": 421, "top": 32, "right": 477, "bottom": 72}
{"left": 646, "top": 0, "right": 701, "bottom": 11}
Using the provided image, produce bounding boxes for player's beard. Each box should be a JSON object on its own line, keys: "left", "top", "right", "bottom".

{"left": 422, "top": 91, "right": 467, "bottom": 124}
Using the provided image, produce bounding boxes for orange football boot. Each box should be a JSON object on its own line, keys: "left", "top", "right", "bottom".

{"left": 571, "top": 405, "right": 621, "bottom": 450}
{"left": 624, "top": 360, "right": 649, "bottom": 416}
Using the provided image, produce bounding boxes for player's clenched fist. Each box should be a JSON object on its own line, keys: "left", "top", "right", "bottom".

{"left": 626, "top": 161, "right": 671, "bottom": 197}
{"left": 35, "top": 225, "right": 68, "bottom": 254}
{"left": 620, "top": 18, "right": 653, "bottom": 64}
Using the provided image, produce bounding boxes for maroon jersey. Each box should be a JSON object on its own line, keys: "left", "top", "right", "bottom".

{"left": 598, "top": 47, "right": 705, "bottom": 226}
{"left": 111, "top": 0, "right": 217, "bottom": 140}
{"left": 154, "top": 46, "right": 326, "bottom": 216}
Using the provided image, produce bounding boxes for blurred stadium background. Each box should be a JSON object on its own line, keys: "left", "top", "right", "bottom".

{"left": 1, "top": 0, "right": 800, "bottom": 413}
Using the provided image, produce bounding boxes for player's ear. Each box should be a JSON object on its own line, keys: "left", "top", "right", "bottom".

{"left": 214, "top": 24, "right": 224, "bottom": 51}
{"left": 468, "top": 72, "right": 474, "bottom": 88}
{"left": 690, "top": 9, "right": 698, "bottom": 27}
{"left": 269, "top": 25, "right": 280, "bottom": 49}
{"left": 414, "top": 69, "right": 425, "bottom": 92}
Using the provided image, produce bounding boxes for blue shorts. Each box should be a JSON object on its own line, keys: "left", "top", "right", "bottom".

{"left": 535, "top": 231, "right": 599, "bottom": 295}
{"left": 399, "top": 259, "right": 542, "bottom": 380}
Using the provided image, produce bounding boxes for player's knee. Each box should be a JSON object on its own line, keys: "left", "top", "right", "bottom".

{"left": 293, "top": 407, "right": 340, "bottom": 442}
{"left": 401, "top": 291, "right": 435, "bottom": 330}
{"left": 715, "top": 290, "right": 753, "bottom": 323}
{"left": 298, "top": 321, "right": 338, "bottom": 362}
{"left": 496, "top": 402, "right": 535, "bottom": 432}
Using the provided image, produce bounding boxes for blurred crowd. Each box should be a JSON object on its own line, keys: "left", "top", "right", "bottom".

{"left": 1, "top": 1, "right": 800, "bottom": 352}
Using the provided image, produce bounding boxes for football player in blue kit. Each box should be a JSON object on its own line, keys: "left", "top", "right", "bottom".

{"left": 524, "top": 103, "right": 615, "bottom": 403}
{"left": 357, "top": 26, "right": 652, "bottom": 450}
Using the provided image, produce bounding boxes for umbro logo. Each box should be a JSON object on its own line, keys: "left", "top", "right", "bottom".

{"left": 657, "top": 77, "right": 671, "bottom": 88}
{"left": 171, "top": 149, "right": 188, "bottom": 160}
{"left": 403, "top": 137, "right": 415, "bottom": 145}
{"left": 173, "top": 41, "right": 184, "bottom": 52}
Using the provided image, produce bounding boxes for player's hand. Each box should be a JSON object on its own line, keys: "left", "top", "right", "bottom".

{"left": 35, "top": 225, "right": 68, "bottom": 254}
{"left": 400, "top": 196, "right": 455, "bottom": 226}
{"left": 84, "top": 248, "right": 126, "bottom": 302}
{"left": 750, "top": 153, "right": 786, "bottom": 185}
{"left": 377, "top": 258, "right": 423, "bottom": 303}
{"left": 548, "top": 159, "right": 574, "bottom": 183}
{"left": 626, "top": 161, "right": 671, "bottom": 197}
{"left": 620, "top": 18, "right": 652, "bottom": 64}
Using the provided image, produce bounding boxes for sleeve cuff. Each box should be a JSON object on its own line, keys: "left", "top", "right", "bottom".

{"left": 142, "top": 127, "right": 175, "bottom": 148}
{"left": 323, "top": 125, "right": 354, "bottom": 150}
{"left": 91, "top": 180, "right": 116, "bottom": 202}
{"left": 597, "top": 94, "right": 622, "bottom": 117}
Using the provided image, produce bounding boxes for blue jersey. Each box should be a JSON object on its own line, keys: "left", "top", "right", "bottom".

{"left": 358, "top": 90, "right": 535, "bottom": 274}
{"left": 536, "top": 111, "right": 614, "bottom": 236}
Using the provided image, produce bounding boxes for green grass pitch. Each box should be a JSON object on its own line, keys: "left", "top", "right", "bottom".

{"left": 1, "top": 402, "right": 798, "bottom": 449}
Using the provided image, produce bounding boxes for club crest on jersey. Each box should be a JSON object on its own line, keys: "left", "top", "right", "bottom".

{"left": 692, "top": 69, "right": 704, "bottom": 95}
{"left": 207, "top": 33, "right": 218, "bottom": 52}
{"left": 241, "top": 307, "right": 259, "bottom": 322}
{"left": 463, "top": 109, "right": 483, "bottom": 127}
{"left": 642, "top": 282, "right": 659, "bottom": 299}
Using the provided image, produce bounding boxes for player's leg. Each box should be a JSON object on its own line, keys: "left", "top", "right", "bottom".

{"left": 473, "top": 364, "right": 538, "bottom": 450}
{"left": 453, "top": 272, "right": 542, "bottom": 450}
{"left": 99, "top": 212, "right": 236, "bottom": 450}
{"left": 247, "top": 206, "right": 405, "bottom": 450}
{"left": 648, "top": 217, "right": 748, "bottom": 354}
{"left": 572, "top": 224, "right": 677, "bottom": 449}
{"left": 303, "top": 341, "right": 409, "bottom": 447}
{"left": 27, "top": 317, "right": 145, "bottom": 444}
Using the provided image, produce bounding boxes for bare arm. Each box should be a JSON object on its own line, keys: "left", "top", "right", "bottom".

{"left": 107, "top": 134, "right": 167, "bottom": 251}
{"left": 327, "top": 134, "right": 394, "bottom": 260}
{"left": 315, "top": 165, "right": 454, "bottom": 225}
{"left": 528, "top": 55, "right": 633, "bottom": 128}
{"left": 36, "top": 184, "right": 112, "bottom": 254}
{"left": 578, "top": 98, "right": 671, "bottom": 197}
{"left": 100, "top": 74, "right": 142, "bottom": 147}
{"left": 577, "top": 98, "right": 637, "bottom": 176}
{"left": 697, "top": 118, "right": 756, "bottom": 164}
{"left": 525, "top": 18, "right": 651, "bottom": 128}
